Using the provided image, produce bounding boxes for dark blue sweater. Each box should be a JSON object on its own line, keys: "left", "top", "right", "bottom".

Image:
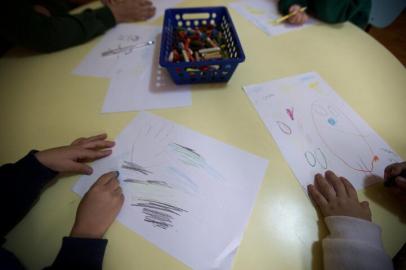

{"left": 0, "top": 151, "right": 107, "bottom": 270}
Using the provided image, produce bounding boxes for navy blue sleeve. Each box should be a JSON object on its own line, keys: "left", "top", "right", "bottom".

{"left": 0, "top": 151, "right": 58, "bottom": 239}
{"left": 44, "top": 237, "right": 108, "bottom": 270}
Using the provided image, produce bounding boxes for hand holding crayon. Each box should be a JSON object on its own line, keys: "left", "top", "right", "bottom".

{"left": 274, "top": 5, "right": 308, "bottom": 25}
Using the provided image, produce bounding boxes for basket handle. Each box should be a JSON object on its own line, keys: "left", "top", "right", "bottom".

{"left": 182, "top": 13, "right": 211, "bottom": 20}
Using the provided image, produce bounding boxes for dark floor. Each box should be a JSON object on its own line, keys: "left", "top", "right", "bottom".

{"left": 368, "top": 10, "right": 406, "bottom": 67}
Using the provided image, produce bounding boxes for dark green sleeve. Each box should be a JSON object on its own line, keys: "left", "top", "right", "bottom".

{"left": 311, "top": 0, "right": 371, "bottom": 28}
{"left": 278, "top": 0, "right": 309, "bottom": 15}
{"left": 1, "top": 2, "right": 116, "bottom": 52}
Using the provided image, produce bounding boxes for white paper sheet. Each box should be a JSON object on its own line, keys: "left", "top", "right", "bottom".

{"left": 73, "top": 25, "right": 161, "bottom": 78}
{"left": 102, "top": 34, "right": 191, "bottom": 113}
{"left": 229, "top": 0, "right": 317, "bottom": 36}
{"left": 244, "top": 72, "right": 402, "bottom": 190}
{"left": 73, "top": 112, "right": 269, "bottom": 270}
{"left": 150, "top": 0, "right": 184, "bottom": 21}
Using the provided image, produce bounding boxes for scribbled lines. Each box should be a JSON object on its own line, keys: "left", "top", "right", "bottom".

{"left": 132, "top": 199, "right": 188, "bottom": 229}
{"left": 275, "top": 107, "right": 294, "bottom": 135}
{"left": 122, "top": 161, "right": 152, "bottom": 175}
{"left": 304, "top": 148, "right": 327, "bottom": 169}
{"left": 169, "top": 143, "right": 224, "bottom": 180}
{"left": 123, "top": 179, "right": 172, "bottom": 188}
{"left": 311, "top": 102, "right": 379, "bottom": 173}
{"left": 286, "top": 107, "right": 294, "bottom": 121}
{"left": 122, "top": 161, "right": 187, "bottom": 230}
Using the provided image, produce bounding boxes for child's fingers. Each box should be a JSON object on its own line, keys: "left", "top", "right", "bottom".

{"left": 85, "top": 133, "right": 108, "bottom": 142}
{"left": 395, "top": 177, "right": 406, "bottom": 191}
{"left": 68, "top": 161, "right": 93, "bottom": 175}
{"left": 71, "top": 137, "right": 86, "bottom": 146}
{"left": 106, "top": 177, "right": 120, "bottom": 191}
{"left": 139, "top": 0, "right": 153, "bottom": 7}
{"left": 299, "top": 13, "right": 308, "bottom": 24}
{"left": 71, "top": 133, "right": 108, "bottom": 146}
{"left": 302, "top": 13, "right": 309, "bottom": 22}
{"left": 81, "top": 140, "right": 115, "bottom": 150}
{"left": 113, "top": 186, "right": 123, "bottom": 196}
{"left": 341, "top": 177, "right": 358, "bottom": 200}
{"left": 76, "top": 148, "right": 112, "bottom": 162}
{"left": 289, "top": 4, "right": 301, "bottom": 13}
{"left": 143, "top": 6, "right": 156, "bottom": 18}
{"left": 384, "top": 164, "right": 395, "bottom": 179}
{"left": 289, "top": 15, "right": 300, "bottom": 24}
{"left": 97, "top": 171, "right": 120, "bottom": 186}
{"left": 308, "top": 184, "right": 328, "bottom": 208}
{"left": 360, "top": 201, "right": 370, "bottom": 209}
{"left": 384, "top": 162, "right": 406, "bottom": 180}
{"left": 360, "top": 201, "right": 372, "bottom": 221}
{"left": 315, "top": 173, "right": 336, "bottom": 201}
{"left": 325, "top": 171, "right": 346, "bottom": 198}
{"left": 295, "top": 13, "right": 303, "bottom": 24}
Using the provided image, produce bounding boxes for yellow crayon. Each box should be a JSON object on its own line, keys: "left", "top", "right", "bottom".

{"left": 273, "top": 7, "right": 307, "bottom": 25}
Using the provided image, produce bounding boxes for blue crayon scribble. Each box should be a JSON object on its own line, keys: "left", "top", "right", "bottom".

{"left": 167, "top": 166, "right": 198, "bottom": 193}
{"left": 328, "top": 118, "right": 336, "bottom": 126}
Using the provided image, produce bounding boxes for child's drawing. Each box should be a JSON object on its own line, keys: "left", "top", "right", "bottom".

{"left": 73, "top": 25, "right": 161, "bottom": 78}
{"left": 73, "top": 112, "right": 268, "bottom": 270}
{"left": 311, "top": 101, "right": 379, "bottom": 174}
{"left": 101, "top": 32, "right": 192, "bottom": 113}
{"left": 244, "top": 72, "right": 402, "bottom": 190}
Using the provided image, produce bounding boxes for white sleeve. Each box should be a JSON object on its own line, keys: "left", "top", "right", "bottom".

{"left": 323, "top": 216, "right": 393, "bottom": 270}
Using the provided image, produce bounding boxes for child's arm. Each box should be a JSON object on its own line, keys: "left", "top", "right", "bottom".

{"left": 0, "top": 134, "right": 114, "bottom": 238}
{"left": 308, "top": 171, "right": 394, "bottom": 270}
{"left": 1, "top": 0, "right": 155, "bottom": 53}
{"left": 0, "top": 151, "right": 58, "bottom": 239}
{"left": 305, "top": 0, "right": 371, "bottom": 29}
{"left": 44, "top": 171, "right": 124, "bottom": 270}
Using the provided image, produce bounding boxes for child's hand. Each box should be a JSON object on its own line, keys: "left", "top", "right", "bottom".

{"left": 384, "top": 162, "right": 406, "bottom": 191}
{"left": 35, "top": 133, "right": 115, "bottom": 175}
{"left": 308, "top": 171, "right": 372, "bottom": 221}
{"left": 104, "top": 0, "right": 156, "bottom": 23}
{"left": 70, "top": 171, "right": 124, "bottom": 239}
{"left": 287, "top": 5, "right": 309, "bottom": 25}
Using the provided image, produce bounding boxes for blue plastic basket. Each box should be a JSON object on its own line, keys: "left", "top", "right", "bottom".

{"left": 159, "top": 6, "right": 245, "bottom": 85}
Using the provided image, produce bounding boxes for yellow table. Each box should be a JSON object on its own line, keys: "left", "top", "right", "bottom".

{"left": 0, "top": 1, "right": 405, "bottom": 269}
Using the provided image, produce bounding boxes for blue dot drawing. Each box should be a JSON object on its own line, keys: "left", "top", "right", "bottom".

{"left": 328, "top": 118, "right": 336, "bottom": 126}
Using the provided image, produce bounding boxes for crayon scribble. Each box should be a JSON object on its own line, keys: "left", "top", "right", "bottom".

{"left": 169, "top": 143, "right": 224, "bottom": 181}
{"left": 122, "top": 161, "right": 152, "bottom": 175}
{"left": 305, "top": 151, "right": 317, "bottom": 167}
{"left": 132, "top": 199, "right": 188, "bottom": 229}
{"left": 276, "top": 121, "right": 292, "bottom": 135}
{"left": 124, "top": 179, "right": 172, "bottom": 188}
{"left": 304, "top": 148, "right": 327, "bottom": 169}
{"left": 327, "top": 118, "right": 336, "bottom": 126}
{"left": 311, "top": 102, "right": 377, "bottom": 173}
{"left": 286, "top": 107, "right": 294, "bottom": 121}
{"left": 167, "top": 166, "right": 198, "bottom": 193}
